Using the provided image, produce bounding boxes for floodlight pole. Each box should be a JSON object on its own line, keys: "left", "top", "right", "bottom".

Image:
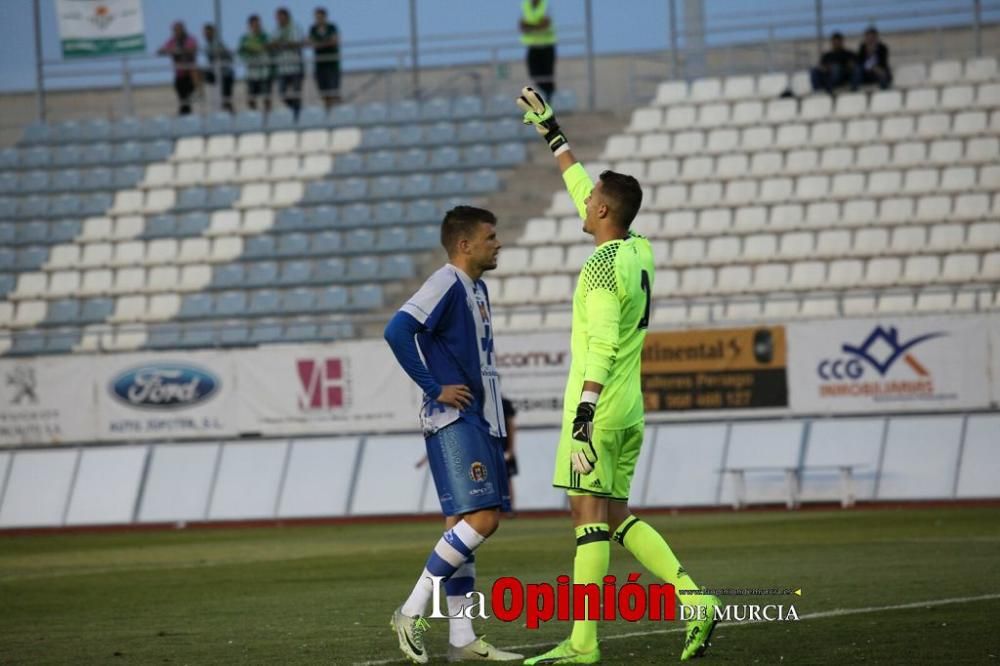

{"left": 584, "top": 0, "right": 595, "bottom": 110}
{"left": 409, "top": 0, "right": 420, "bottom": 99}
{"left": 668, "top": 0, "right": 680, "bottom": 79}
{"left": 33, "top": 0, "right": 46, "bottom": 122}
{"left": 214, "top": 0, "right": 224, "bottom": 111}
{"left": 973, "top": 0, "right": 982, "bottom": 57}
{"left": 814, "top": 0, "right": 824, "bottom": 60}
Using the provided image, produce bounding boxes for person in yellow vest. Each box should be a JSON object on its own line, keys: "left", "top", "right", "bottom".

{"left": 520, "top": 0, "right": 557, "bottom": 97}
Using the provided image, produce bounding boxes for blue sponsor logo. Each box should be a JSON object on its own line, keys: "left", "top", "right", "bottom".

{"left": 109, "top": 363, "right": 220, "bottom": 410}
{"left": 817, "top": 326, "right": 945, "bottom": 381}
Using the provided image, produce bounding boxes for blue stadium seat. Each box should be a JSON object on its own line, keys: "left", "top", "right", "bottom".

{"left": 329, "top": 104, "right": 358, "bottom": 126}
{"left": 176, "top": 187, "right": 208, "bottom": 211}
{"left": 379, "top": 227, "right": 408, "bottom": 251}
{"left": 398, "top": 148, "right": 428, "bottom": 172}
{"left": 336, "top": 177, "right": 367, "bottom": 202}
{"left": 365, "top": 150, "right": 396, "bottom": 173}
{"left": 407, "top": 199, "right": 438, "bottom": 224}
{"left": 113, "top": 165, "right": 144, "bottom": 189}
{"left": 20, "top": 170, "right": 49, "bottom": 193}
{"left": 112, "top": 141, "right": 143, "bottom": 164}
{"left": 463, "top": 144, "right": 493, "bottom": 167}
{"left": 361, "top": 126, "right": 393, "bottom": 149}
{"left": 218, "top": 321, "right": 251, "bottom": 346}
{"left": 485, "top": 92, "right": 510, "bottom": 117}
{"left": 468, "top": 169, "right": 499, "bottom": 193}
{"left": 172, "top": 115, "right": 203, "bottom": 137}
{"left": 50, "top": 220, "right": 81, "bottom": 242}
{"left": 305, "top": 205, "right": 339, "bottom": 229}
{"left": 304, "top": 179, "right": 337, "bottom": 204}
{"left": 80, "top": 142, "right": 112, "bottom": 165}
{"left": 215, "top": 290, "right": 247, "bottom": 316}
{"left": 341, "top": 203, "right": 370, "bottom": 227}
{"left": 54, "top": 121, "right": 82, "bottom": 143}
{"left": 495, "top": 141, "right": 527, "bottom": 166}
{"left": 80, "top": 297, "right": 114, "bottom": 323}
{"left": 396, "top": 124, "right": 424, "bottom": 147}
{"left": 458, "top": 121, "right": 487, "bottom": 143}
{"left": 333, "top": 152, "right": 364, "bottom": 175}
{"left": 0, "top": 273, "right": 15, "bottom": 298}
{"left": 266, "top": 108, "right": 296, "bottom": 131}
{"left": 278, "top": 260, "right": 313, "bottom": 285}
{"left": 179, "top": 324, "right": 216, "bottom": 348}
{"left": 371, "top": 175, "right": 402, "bottom": 199}
{"left": 431, "top": 147, "right": 462, "bottom": 169}
{"left": 20, "top": 122, "right": 50, "bottom": 145}
{"left": 18, "top": 196, "right": 49, "bottom": 219}
{"left": 50, "top": 194, "right": 82, "bottom": 219}
{"left": 382, "top": 254, "right": 415, "bottom": 279}
{"left": 19, "top": 221, "right": 48, "bottom": 244}
{"left": 390, "top": 99, "right": 420, "bottom": 123}
{"left": 11, "top": 332, "right": 46, "bottom": 356}
{"left": 551, "top": 89, "right": 578, "bottom": 112}
{"left": 411, "top": 225, "right": 439, "bottom": 249}
{"left": 317, "top": 285, "right": 349, "bottom": 311}
{"left": 52, "top": 169, "right": 82, "bottom": 192}
{"left": 350, "top": 284, "right": 384, "bottom": 310}
{"left": 277, "top": 232, "right": 310, "bottom": 257}
{"left": 312, "top": 230, "right": 343, "bottom": 255}
{"left": 44, "top": 328, "right": 80, "bottom": 354}
{"left": 453, "top": 96, "right": 484, "bottom": 119}
{"left": 426, "top": 122, "right": 455, "bottom": 145}
{"left": 374, "top": 201, "right": 404, "bottom": 226}
{"left": 284, "top": 318, "right": 319, "bottom": 341}
{"left": 250, "top": 319, "right": 284, "bottom": 344}
{"left": 82, "top": 168, "right": 113, "bottom": 190}
{"left": 358, "top": 102, "right": 389, "bottom": 125}
{"left": 47, "top": 298, "right": 81, "bottom": 324}
{"left": 276, "top": 207, "right": 307, "bottom": 231}
{"left": 206, "top": 112, "right": 233, "bottom": 134}
{"left": 0, "top": 223, "right": 14, "bottom": 244}
{"left": 318, "top": 320, "right": 353, "bottom": 339}
{"left": 144, "top": 214, "right": 177, "bottom": 238}
{"left": 249, "top": 289, "right": 280, "bottom": 315}
{"left": 281, "top": 287, "right": 316, "bottom": 313}
{"left": 147, "top": 324, "right": 182, "bottom": 349}
{"left": 142, "top": 140, "right": 173, "bottom": 161}
{"left": 82, "top": 192, "right": 113, "bottom": 216}
{"left": 0, "top": 173, "right": 15, "bottom": 194}
{"left": 313, "top": 258, "right": 346, "bottom": 284}
{"left": 244, "top": 236, "right": 277, "bottom": 259}
{"left": 420, "top": 97, "right": 451, "bottom": 121}
{"left": 141, "top": 116, "right": 172, "bottom": 140}
{"left": 212, "top": 263, "right": 245, "bottom": 288}
{"left": 435, "top": 171, "right": 466, "bottom": 195}
{"left": 347, "top": 256, "right": 379, "bottom": 281}
{"left": 491, "top": 118, "right": 524, "bottom": 141}
{"left": 0, "top": 249, "right": 14, "bottom": 270}
{"left": 297, "top": 106, "right": 327, "bottom": 129}
{"left": 245, "top": 260, "right": 279, "bottom": 286}
{"left": 112, "top": 117, "right": 143, "bottom": 141}
{"left": 177, "top": 212, "right": 211, "bottom": 236}
{"left": 234, "top": 110, "right": 264, "bottom": 133}
{"left": 81, "top": 119, "right": 112, "bottom": 143}
{"left": 344, "top": 229, "right": 376, "bottom": 254}
{"left": 208, "top": 185, "right": 240, "bottom": 209}
{"left": 402, "top": 174, "right": 433, "bottom": 197}
{"left": 23, "top": 146, "right": 52, "bottom": 168}
{"left": 0, "top": 148, "right": 19, "bottom": 169}
{"left": 178, "top": 293, "right": 213, "bottom": 319}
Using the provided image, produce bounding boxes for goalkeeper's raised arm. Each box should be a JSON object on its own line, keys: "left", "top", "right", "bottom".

{"left": 516, "top": 86, "right": 593, "bottom": 221}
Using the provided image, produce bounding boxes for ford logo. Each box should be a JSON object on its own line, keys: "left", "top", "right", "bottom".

{"left": 109, "top": 363, "right": 220, "bottom": 410}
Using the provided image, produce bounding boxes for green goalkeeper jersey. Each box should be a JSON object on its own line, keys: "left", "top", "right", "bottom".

{"left": 561, "top": 163, "right": 654, "bottom": 430}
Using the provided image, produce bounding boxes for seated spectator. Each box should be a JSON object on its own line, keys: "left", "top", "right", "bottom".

{"left": 856, "top": 26, "right": 892, "bottom": 90}
{"left": 202, "top": 23, "right": 235, "bottom": 113}
{"left": 271, "top": 7, "right": 306, "bottom": 119}
{"left": 310, "top": 7, "right": 341, "bottom": 109}
{"left": 157, "top": 21, "right": 199, "bottom": 115}
{"left": 810, "top": 31, "right": 856, "bottom": 95}
{"left": 239, "top": 15, "right": 272, "bottom": 113}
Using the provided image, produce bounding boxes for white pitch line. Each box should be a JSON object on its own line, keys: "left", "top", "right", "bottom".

{"left": 356, "top": 593, "right": 1000, "bottom": 666}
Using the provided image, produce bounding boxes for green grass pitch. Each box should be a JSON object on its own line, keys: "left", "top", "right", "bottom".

{"left": 1, "top": 506, "right": 998, "bottom": 664}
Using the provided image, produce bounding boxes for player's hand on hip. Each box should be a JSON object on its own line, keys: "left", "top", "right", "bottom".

{"left": 570, "top": 401, "right": 598, "bottom": 474}
{"left": 516, "top": 86, "right": 569, "bottom": 154}
{"left": 437, "top": 384, "right": 473, "bottom": 410}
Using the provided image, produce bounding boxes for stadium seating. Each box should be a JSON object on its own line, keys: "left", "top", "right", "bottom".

{"left": 488, "top": 57, "right": 1000, "bottom": 330}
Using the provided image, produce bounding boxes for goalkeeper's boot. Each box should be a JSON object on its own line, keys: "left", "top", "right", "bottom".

{"left": 447, "top": 636, "right": 523, "bottom": 662}
{"left": 523, "top": 638, "right": 600, "bottom": 664}
{"left": 680, "top": 596, "right": 721, "bottom": 661}
{"left": 391, "top": 606, "right": 431, "bottom": 664}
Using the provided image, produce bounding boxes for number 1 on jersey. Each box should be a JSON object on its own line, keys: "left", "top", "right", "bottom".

{"left": 638, "top": 269, "right": 651, "bottom": 329}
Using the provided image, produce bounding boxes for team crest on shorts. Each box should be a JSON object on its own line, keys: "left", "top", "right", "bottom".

{"left": 469, "top": 461, "right": 488, "bottom": 482}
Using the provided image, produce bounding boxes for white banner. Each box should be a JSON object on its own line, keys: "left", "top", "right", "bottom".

{"left": 235, "top": 341, "right": 424, "bottom": 436}
{"left": 788, "top": 316, "right": 992, "bottom": 414}
{"left": 96, "top": 351, "right": 239, "bottom": 440}
{"left": 495, "top": 332, "right": 571, "bottom": 427}
{"left": 990, "top": 315, "right": 1000, "bottom": 407}
{"left": 0, "top": 356, "right": 98, "bottom": 446}
{"left": 55, "top": 0, "right": 146, "bottom": 58}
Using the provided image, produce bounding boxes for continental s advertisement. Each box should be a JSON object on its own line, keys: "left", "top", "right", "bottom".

{"left": 641, "top": 327, "right": 788, "bottom": 411}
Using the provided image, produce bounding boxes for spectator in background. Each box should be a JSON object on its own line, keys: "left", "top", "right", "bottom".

{"left": 520, "top": 0, "right": 557, "bottom": 98}
{"left": 271, "top": 7, "right": 306, "bottom": 119}
{"left": 856, "top": 26, "right": 892, "bottom": 90}
{"left": 310, "top": 7, "right": 341, "bottom": 109}
{"left": 202, "top": 23, "right": 235, "bottom": 113}
{"left": 239, "top": 15, "right": 272, "bottom": 113}
{"left": 501, "top": 396, "right": 519, "bottom": 515}
{"left": 157, "top": 21, "right": 199, "bottom": 115}
{"left": 809, "top": 31, "right": 856, "bottom": 95}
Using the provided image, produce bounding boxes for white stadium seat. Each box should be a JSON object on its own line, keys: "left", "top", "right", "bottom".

{"left": 655, "top": 81, "right": 688, "bottom": 105}
{"left": 965, "top": 57, "right": 998, "bottom": 81}
{"left": 929, "top": 60, "right": 963, "bottom": 84}
{"left": 690, "top": 78, "right": 722, "bottom": 102}
{"left": 629, "top": 108, "right": 662, "bottom": 132}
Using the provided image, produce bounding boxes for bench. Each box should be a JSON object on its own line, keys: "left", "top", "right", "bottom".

{"left": 718, "top": 465, "right": 865, "bottom": 510}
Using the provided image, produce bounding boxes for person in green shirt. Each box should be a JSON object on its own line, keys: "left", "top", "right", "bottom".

{"left": 519, "top": 0, "right": 556, "bottom": 97}
{"left": 238, "top": 14, "right": 272, "bottom": 113}
{"left": 517, "top": 87, "right": 722, "bottom": 664}
{"left": 309, "top": 7, "right": 341, "bottom": 109}
{"left": 271, "top": 7, "right": 305, "bottom": 119}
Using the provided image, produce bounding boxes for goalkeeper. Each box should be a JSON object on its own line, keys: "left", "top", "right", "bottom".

{"left": 517, "top": 87, "right": 721, "bottom": 664}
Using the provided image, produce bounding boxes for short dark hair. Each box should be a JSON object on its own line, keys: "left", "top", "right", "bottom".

{"left": 277, "top": 7, "right": 290, "bottom": 17}
{"left": 831, "top": 31, "right": 844, "bottom": 40}
{"left": 248, "top": 14, "right": 260, "bottom": 23}
{"left": 598, "top": 171, "right": 643, "bottom": 229}
{"left": 315, "top": 7, "right": 327, "bottom": 15}
{"left": 440, "top": 206, "right": 496, "bottom": 254}
{"left": 865, "top": 26, "right": 879, "bottom": 35}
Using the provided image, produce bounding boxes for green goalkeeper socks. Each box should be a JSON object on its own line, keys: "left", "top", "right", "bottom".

{"left": 613, "top": 515, "right": 714, "bottom": 609}
{"left": 570, "top": 522, "right": 609, "bottom": 653}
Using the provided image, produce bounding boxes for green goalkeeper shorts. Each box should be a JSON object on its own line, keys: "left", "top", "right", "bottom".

{"left": 552, "top": 419, "right": 645, "bottom": 501}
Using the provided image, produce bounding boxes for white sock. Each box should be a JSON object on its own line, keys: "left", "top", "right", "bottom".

{"left": 447, "top": 558, "right": 477, "bottom": 647}
{"left": 401, "top": 521, "right": 487, "bottom": 618}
